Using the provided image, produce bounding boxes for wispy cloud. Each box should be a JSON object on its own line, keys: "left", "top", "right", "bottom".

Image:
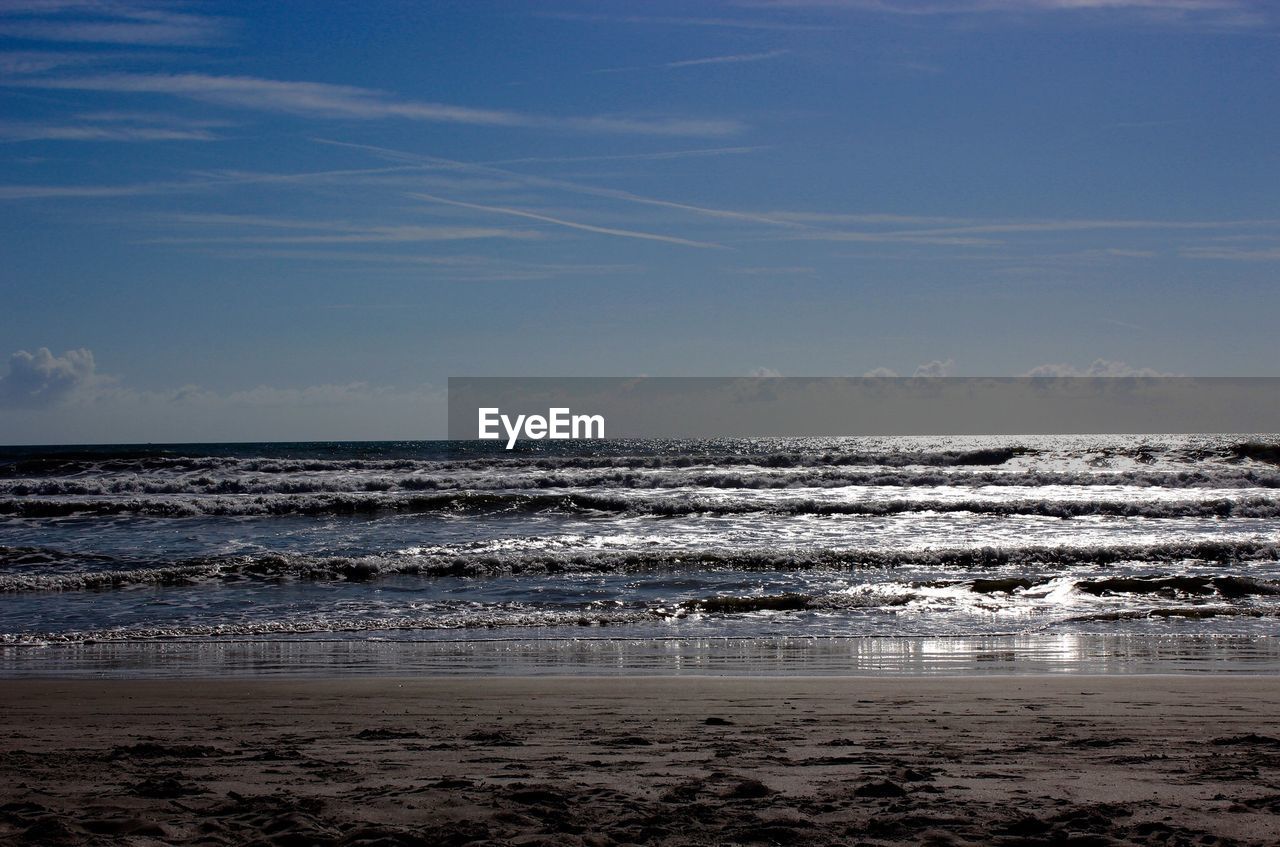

{"left": 563, "top": 114, "right": 744, "bottom": 136}
{"left": 1180, "top": 246, "right": 1280, "bottom": 260}
{"left": 0, "top": 109, "right": 223, "bottom": 142}
{"left": 745, "top": 0, "right": 1268, "bottom": 27}
{"left": 1101, "top": 247, "right": 1157, "bottom": 257}
{"left": 666, "top": 49, "right": 792, "bottom": 68}
{"left": 0, "top": 49, "right": 135, "bottom": 74}
{"left": 314, "top": 139, "right": 1280, "bottom": 258}
{"left": 192, "top": 165, "right": 433, "bottom": 188}
{"left": 793, "top": 230, "right": 1000, "bottom": 245}
{"left": 538, "top": 12, "right": 831, "bottom": 31}
{"left": 143, "top": 218, "right": 545, "bottom": 245}
{"left": 754, "top": 0, "right": 1242, "bottom": 8}
{"left": 594, "top": 49, "right": 791, "bottom": 74}
{"left": 180, "top": 247, "right": 497, "bottom": 268}
{"left": 4, "top": 73, "right": 530, "bottom": 122}
{"left": 0, "top": 163, "right": 421, "bottom": 200}
{"left": 765, "top": 210, "right": 971, "bottom": 225}
{"left": 792, "top": 216, "right": 1280, "bottom": 245}
{"left": 480, "top": 146, "right": 769, "bottom": 166}
{"left": 893, "top": 218, "right": 1280, "bottom": 235}
{"left": 315, "top": 138, "right": 805, "bottom": 229}
{"left": 186, "top": 247, "right": 640, "bottom": 281}
{"left": 0, "top": 164, "right": 423, "bottom": 200}
{"left": 409, "top": 192, "right": 728, "bottom": 249}
{"left": 2, "top": 72, "right": 744, "bottom": 136}
{"left": 0, "top": 1, "right": 231, "bottom": 46}
{"left": 0, "top": 179, "right": 198, "bottom": 198}
{"left": 670, "top": 48, "right": 788, "bottom": 68}
{"left": 730, "top": 265, "right": 818, "bottom": 275}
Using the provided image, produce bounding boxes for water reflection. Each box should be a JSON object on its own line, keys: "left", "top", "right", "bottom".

{"left": 1, "top": 633, "right": 1275, "bottom": 678}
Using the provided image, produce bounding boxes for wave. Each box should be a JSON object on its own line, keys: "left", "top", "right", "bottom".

{"left": 0, "top": 607, "right": 659, "bottom": 645}
{"left": 1230, "top": 441, "right": 1280, "bottom": 466}
{"left": 0, "top": 455, "right": 430, "bottom": 479}
{"left": 1074, "top": 575, "right": 1280, "bottom": 598}
{"left": 7, "top": 436, "right": 1280, "bottom": 477}
{"left": 5, "top": 490, "right": 1280, "bottom": 519}
{"left": 6, "top": 577, "right": 1278, "bottom": 644}
{"left": 1064, "top": 607, "right": 1275, "bottom": 623}
{"left": 4, "top": 539, "right": 1278, "bottom": 593}
{"left": 6, "top": 467, "right": 1280, "bottom": 496}
{"left": 13, "top": 441, "right": 1280, "bottom": 480}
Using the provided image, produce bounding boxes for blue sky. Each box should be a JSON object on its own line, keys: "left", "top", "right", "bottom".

{"left": 0, "top": 0, "right": 1278, "bottom": 442}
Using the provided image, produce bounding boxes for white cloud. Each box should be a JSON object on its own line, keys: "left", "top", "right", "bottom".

{"left": 0, "top": 358, "right": 448, "bottom": 441}
{"left": 1022, "top": 358, "right": 1176, "bottom": 376}
{"left": 748, "top": 366, "right": 784, "bottom": 377}
{"left": 913, "top": 358, "right": 956, "bottom": 377}
{"left": 0, "top": 347, "right": 98, "bottom": 407}
{"left": 862, "top": 367, "right": 900, "bottom": 377}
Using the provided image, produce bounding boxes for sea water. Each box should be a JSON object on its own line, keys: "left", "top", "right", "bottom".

{"left": 2, "top": 435, "right": 1278, "bottom": 675}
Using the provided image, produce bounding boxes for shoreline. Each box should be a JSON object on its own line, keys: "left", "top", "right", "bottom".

{"left": 4, "top": 632, "right": 1278, "bottom": 679}
{"left": 3, "top": 675, "right": 1279, "bottom": 845}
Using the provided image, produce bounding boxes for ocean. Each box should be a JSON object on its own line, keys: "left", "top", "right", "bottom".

{"left": 2, "top": 435, "right": 1278, "bottom": 676}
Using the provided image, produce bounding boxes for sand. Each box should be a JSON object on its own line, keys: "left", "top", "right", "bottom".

{"left": 2, "top": 675, "right": 1279, "bottom": 846}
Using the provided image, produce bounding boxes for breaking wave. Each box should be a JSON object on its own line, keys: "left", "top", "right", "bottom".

{"left": 4, "top": 539, "right": 1278, "bottom": 593}
{"left": 4, "top": 491, "right": 1280, "bottom": 519}
{"left": 5, "top": 467, "right": 1280, "bottom": 497}
{"left": 6, "top": 574, "right": 1278, "bottom": 645}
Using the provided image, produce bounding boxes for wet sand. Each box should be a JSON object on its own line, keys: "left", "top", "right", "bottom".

{"left": 1, "top": 675, "right": 1279, "bottom": 846}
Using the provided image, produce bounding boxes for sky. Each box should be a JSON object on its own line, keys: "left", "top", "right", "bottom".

{"left": 0, "top": 0, "right": 1278, "bottom": 442}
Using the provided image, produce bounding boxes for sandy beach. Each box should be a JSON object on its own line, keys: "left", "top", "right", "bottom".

{"left": 0, "top": 675, "right": 1277, "bottom": 846}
